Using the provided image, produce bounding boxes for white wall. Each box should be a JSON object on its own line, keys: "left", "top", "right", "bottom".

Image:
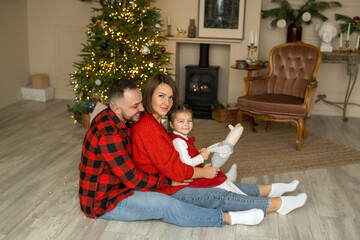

{"left": 26, "top": 0, "right": 97, "bottom": 99}
{"left": 0, "top": 0, "right": 29, "bottom": 109}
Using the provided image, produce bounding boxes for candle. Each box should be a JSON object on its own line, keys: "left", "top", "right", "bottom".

{"left": 340, "top": 33, "right": 342, "bottom": 48}
{"left": 356, "top": 35, "right": 360, "bottom": 49}
{"left": 254, "top": 32, "right": 258, "bottom": 47}
{"left": 250, "top": 31, "right": 254, "bottom": 45}
{"left": 346, "top": 23, "right": 350, "bottom": 41}
{"left": 167, "top": 16, "right": 171, "bottom": 26}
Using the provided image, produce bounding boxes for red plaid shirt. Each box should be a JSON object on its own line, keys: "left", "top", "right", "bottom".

{"left": 79, "top": 107, "right": 170, "bottom": 218}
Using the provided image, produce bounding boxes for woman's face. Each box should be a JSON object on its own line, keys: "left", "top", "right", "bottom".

{"left": 151, "top": 83, "right": 174, "bottom": 121}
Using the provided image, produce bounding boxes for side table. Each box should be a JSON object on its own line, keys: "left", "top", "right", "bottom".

{"left": 231, "top": 65, "right": 267, "bottom": 131}
{"left": 316, "top": 51, "right": 360, "bottom": 122}
{"left": 231, "top": 65, "right": 267, "bottom": 77}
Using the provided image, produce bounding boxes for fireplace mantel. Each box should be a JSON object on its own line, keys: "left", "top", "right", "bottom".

{"left": 166, "top": 37, "right": 243, "bottom": 45}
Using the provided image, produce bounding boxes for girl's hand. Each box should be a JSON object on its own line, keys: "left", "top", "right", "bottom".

{"left": 200, "top": 148, "right": 211, "bottom": 160}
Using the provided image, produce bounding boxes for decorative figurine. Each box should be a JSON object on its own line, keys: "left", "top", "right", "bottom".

{"left": 315, "top": 22, "right": 337, "bottom": 52}
{"left": 176, "top": 27, "right": 187, "bottom": 38}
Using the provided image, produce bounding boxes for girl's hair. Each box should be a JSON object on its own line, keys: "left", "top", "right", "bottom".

{"left": 169, "top": 104, "right": 193, "bottom": 123}
{"left": 142, "top": 73, "right": 179, "bottom": 115}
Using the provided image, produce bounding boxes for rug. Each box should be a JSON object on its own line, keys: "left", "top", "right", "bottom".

{"left": 191, "top": 121, "right": 360, "bottom": 178}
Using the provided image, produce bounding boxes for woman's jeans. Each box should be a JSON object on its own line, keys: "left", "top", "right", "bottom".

{"left": 99, "top": 183, "right": 269, "bottom": 227}
{"left": 171, "top": 183, "right": 269, "bottom": 214}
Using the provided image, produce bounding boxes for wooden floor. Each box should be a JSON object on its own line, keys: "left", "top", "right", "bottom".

{"left": 0, "top": 99, "right": 359, "bottom": 240}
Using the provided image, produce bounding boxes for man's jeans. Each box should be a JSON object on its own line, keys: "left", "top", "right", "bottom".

{"left": 100, "top": 183, "right": 269, "bottom": 227}
{"left": 99, "top": 190, "right": 223, "bottom": 227}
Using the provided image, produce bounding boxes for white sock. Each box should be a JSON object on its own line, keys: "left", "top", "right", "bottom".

{"left": 229, "top": 209, "right": 264, "bottom": 225}
{"left": 277, "top": 193, "right": 307, "bottom": 215}
{"left": 268, "top": 180, "right": 299, "bottom": 197}
{"left": 225, "top": 164, "right": 237, "bottom": 183}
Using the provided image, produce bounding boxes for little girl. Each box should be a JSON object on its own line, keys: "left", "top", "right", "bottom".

{"left": 169, "top": 104, "right": 247, "bottom": 195}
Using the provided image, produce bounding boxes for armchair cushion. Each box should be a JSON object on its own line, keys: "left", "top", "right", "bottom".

{"left": 237, "top": 94, "right": 305, "bottom": 117}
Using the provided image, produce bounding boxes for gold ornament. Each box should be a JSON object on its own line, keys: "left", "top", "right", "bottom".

{"left": 176, "top": 27, "right": 187, "bottom": 38}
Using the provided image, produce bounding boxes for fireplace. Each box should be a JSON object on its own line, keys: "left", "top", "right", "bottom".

{"left": 185, "top": 44, "right": 219, "bottom": 119}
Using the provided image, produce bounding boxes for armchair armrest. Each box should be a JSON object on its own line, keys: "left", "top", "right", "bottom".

{"left": 244, "top": 75, "right": 271, "bottom": 96}
{"left": 305, "top": 80, "right": 318, "bottom": 116}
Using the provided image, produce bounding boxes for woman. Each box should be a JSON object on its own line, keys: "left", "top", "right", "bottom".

{"left": 131, "top": 73, "right": 307, "bottom": 225}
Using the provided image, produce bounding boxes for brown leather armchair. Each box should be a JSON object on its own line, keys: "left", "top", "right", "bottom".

{"left": 237, "top": 41, "right": 321, "bottom": 151}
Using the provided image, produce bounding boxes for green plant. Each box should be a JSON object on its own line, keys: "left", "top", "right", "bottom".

{"left": 262, "top": 0, "right": 342, "bottom": 28}
{"left": 67, "top": 103, "right": 90, "bottom": 115}
{"left": 212, "top": 101, "right": 230, "bottom": 110}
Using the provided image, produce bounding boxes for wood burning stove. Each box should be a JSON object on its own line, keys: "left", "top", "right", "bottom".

{"left": 185, "top": 44, "right": 219, "bottom": 118}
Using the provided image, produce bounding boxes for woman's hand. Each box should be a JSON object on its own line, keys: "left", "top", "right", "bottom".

{"left": 192, "top": 164, "right": 220, "bottom": 179}
{"left": 202, "top": 163, "right": 220, "bottom": 178}
{"left": 199, "top": 148, "right": 211, "bottom": 160}
{"left": 171, "top": 179, "right": 193, "bottom": 186}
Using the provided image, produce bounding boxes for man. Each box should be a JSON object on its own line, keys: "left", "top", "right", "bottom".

{"left": 79, "top": 79, "right": 170, "bottom": 218}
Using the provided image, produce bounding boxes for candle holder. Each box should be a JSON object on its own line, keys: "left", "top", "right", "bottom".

{"left": 166, "top": 25, "right": 173, "bottom": 37}
{"left": 247, "top": 44, "right": 258, "bottom": 63}
{"left": 345, "top": 40, "right": 351, "bottom": 52}
{"left": 339, "top": 47, "right": 343, "bottom": 52}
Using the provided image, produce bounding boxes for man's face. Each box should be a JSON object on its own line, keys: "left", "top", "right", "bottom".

{"left": 112, "top": 88, "right": 144, "bottom": 123}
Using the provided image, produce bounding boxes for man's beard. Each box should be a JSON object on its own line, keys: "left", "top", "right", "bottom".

{"left": 122, "top": 110, "right": 141, "bottom": 123}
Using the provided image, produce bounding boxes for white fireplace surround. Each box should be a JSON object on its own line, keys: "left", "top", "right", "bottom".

{"left": 165, "top": 37, "right": 251, "bottom": 105}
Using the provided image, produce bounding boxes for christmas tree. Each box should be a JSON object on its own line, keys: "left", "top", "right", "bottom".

{"left": 70, "top": 0, "right": 170, "bottom": 108}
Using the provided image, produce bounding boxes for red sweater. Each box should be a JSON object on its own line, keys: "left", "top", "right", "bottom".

{"left": 130, "top": 114, "right": 194, "bottom": 195}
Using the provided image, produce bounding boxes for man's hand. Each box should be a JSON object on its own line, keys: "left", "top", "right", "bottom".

{"left": 199, "top": 148, "right": 211, "bottom": 160}
{"left": 171, "top": 179, "right": 193, "bottom": 186}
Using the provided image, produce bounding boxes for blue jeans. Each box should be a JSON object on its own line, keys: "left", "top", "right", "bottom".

{"left": 99, "top": 190, "right": 223, "bottom": 227}
{"left": 171, "top": 183, "right": 269, "bottom": 215}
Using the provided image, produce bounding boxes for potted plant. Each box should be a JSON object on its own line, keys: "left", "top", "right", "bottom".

{"left": 67, "top": 103, "right": 94, "bottom": 129}
{"left": 262, "top": 0, "right": 342, "bottom": 42}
